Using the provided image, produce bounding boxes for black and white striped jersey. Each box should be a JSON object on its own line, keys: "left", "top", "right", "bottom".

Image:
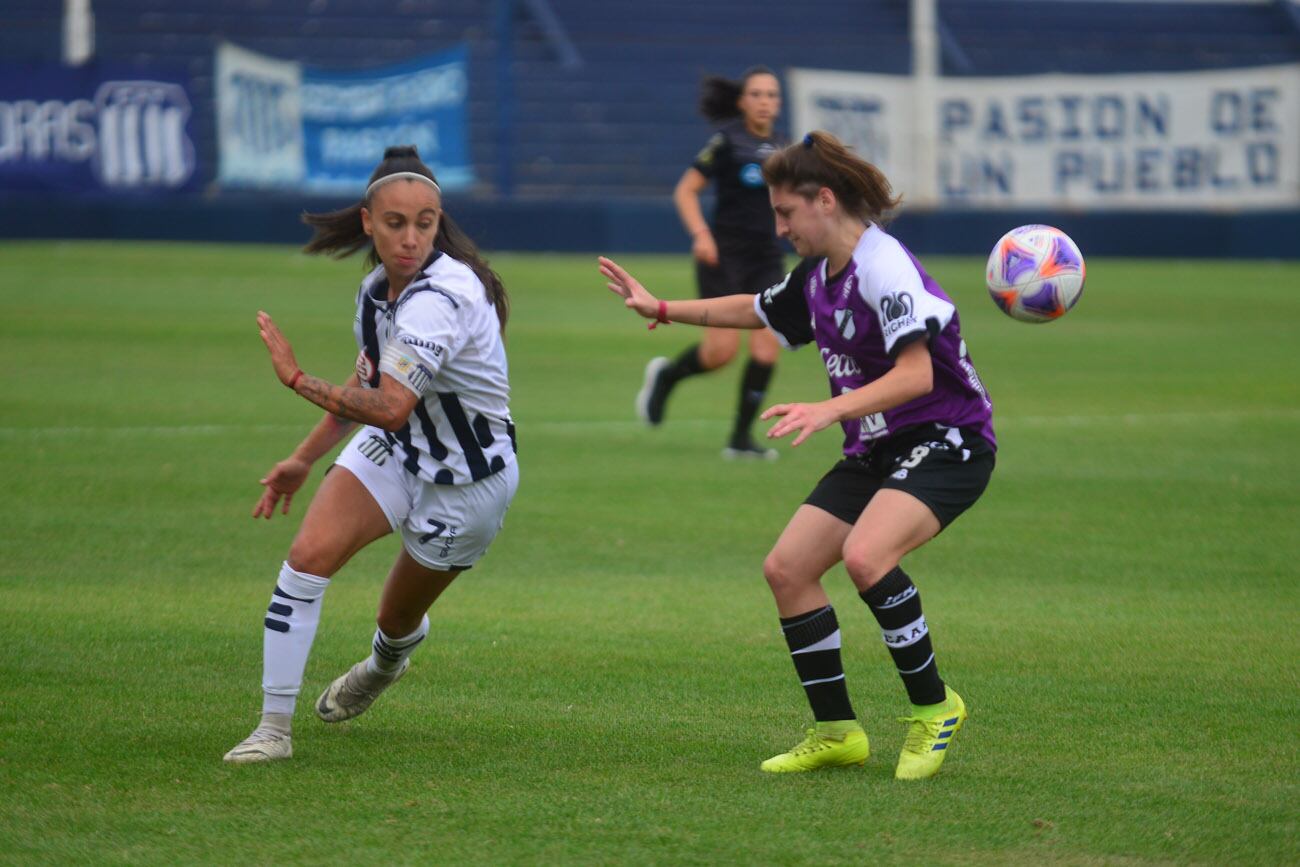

{"left": 352, "top": 252, "right": 516, "bottom": 486}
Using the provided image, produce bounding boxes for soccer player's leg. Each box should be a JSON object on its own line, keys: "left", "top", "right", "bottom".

{"left": 225, "top": 459, "right": 395, "bottom": 764}
{"left": 636, "top": 260, "right": 735, "bottom": 427}
{"left": 316, "top": 553, "right": 457, "bottom": 722}
{"left": 317, "top": 461, "right": 517, "bottom": 723}
{"left": 760, "top": 504, "right": 868, "bottom": 773}
{"left": 725, "top": 253, "right": 783, "bottom": 459}
{"left": 843, "top": 487, "right": 964, "bottom": 780}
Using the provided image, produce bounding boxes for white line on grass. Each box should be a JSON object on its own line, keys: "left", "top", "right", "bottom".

{"left": 1, "top": 409, "right": 1297, "bottom": 440}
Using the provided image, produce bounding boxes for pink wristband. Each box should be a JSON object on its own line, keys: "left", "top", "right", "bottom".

{"left": 288, "top": 369, "right": 304, "bottom": 390}
{"left": 647, "top": 300, "right": 671, "bottom": 331}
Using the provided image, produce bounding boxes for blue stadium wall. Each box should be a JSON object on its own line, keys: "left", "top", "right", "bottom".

{"left": 3, "top": 0, "right": 1299, "bottom": 257}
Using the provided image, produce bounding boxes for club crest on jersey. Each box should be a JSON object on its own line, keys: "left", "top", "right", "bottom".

{"left": 833, "top": 308, "right": 857, "bottom": 341}
{"left": 740, "top": 162, "right": 764, "bottom": 187}
{"left": 355, "top": 350, "right": 376, "bottom": 383}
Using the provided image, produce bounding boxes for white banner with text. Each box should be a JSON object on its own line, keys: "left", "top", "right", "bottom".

{"left": 789, "top": 65, "right": 1300, "bottom": 209}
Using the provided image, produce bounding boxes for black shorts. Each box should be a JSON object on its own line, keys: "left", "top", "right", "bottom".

{"left": 696, "top": 235, "right": 786, "bottom": 300}
{"left": 804, "top": 425, "right": 995, "bottom": 530}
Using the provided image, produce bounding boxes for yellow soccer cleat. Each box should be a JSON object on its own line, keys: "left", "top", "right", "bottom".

{"left": 895, "top": 687, "right": 967, "bottom": 780}
{"left": 760, "top": 722, "right": 869, "bottom": 773}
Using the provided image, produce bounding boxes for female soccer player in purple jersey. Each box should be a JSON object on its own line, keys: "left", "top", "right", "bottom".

{"left": 637, "top": 67, "right": 787, "bottom": 459}
{"left": 600, "top": 130, "right": 995, "bottom": 780}
{"left": 224, "top": 146, "right": 519, "bottom": 764}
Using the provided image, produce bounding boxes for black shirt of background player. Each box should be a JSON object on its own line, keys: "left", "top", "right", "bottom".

{"left": 693, "top": 118, "right": 786, "bottom": 243}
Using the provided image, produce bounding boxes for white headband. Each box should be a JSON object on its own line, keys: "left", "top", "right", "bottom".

{"left": 364, "top": 171, "right": 441, "bottom": 200}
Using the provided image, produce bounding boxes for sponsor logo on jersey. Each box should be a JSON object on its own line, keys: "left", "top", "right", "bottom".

{"left": 739, "top": 162, "right": 765, "bottom": 187}
{"left": 400, "top": 335, "right": 444, "bottom": 355}
{"left": 880, "top": 291, "right": 917, "bottom": 338}
{"left": 820, "top": 347, "right": 862, "bottom": 379}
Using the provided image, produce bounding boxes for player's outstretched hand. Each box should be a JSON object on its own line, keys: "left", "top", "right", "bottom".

{"left": 253, "top": 456, "right": 311, "bottom": 519}
{"left": 598, "top": 256, "right": 658, "bottom": 320}
{"left": 761, "top": 401, "right": 840, "bottom": 447}
{"left": 257, "top": 311, "right": 301, "bottom": 387}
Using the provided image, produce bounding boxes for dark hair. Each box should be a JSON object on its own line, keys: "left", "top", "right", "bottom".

{"left": 698, "top": 65, "right": 778, "bottom": 122}
{"left": 762, "top": 130, "right": 901, "bottom": 224}
{"left": 302, "top": 145, "right": 509, "bottom": 332}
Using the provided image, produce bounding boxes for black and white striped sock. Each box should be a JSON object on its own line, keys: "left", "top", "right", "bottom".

{"left": 261, "top": 561, "right": 330, "bottom": 715}
{"left": 780, "top": 605, "right": 856, "bottom": 722}
{"left": 366, "top": 614, "right": 430, "bottom": 676}
{"left": 860, "top": 567, "right": 946, "bottom": 706}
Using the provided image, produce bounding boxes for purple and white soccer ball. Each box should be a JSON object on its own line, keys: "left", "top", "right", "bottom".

{"left": 985, "top": 225, "right": 1086, "bottom": 323}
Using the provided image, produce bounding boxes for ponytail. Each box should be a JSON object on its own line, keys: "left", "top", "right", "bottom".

{"left": 301, "top": 144, "right": 510, "bottom": 332}
{"left": 762, "top": 130, "right": 901, "bottom": 224}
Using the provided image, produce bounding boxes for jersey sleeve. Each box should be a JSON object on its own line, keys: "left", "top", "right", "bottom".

{"left": 754, "top": 258, "right": 817, "bottom": 349}
{"left": 691, "top": 131, "right": 728, "bottom": 180}
{"left": 856, "top": 254, "right": 955, "bottom": 357}
{"left": 379, "top": 289, "right": 467, "bottom": 396}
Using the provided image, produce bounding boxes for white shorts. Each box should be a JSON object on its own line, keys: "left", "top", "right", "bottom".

{"left": 334, "top": 427, "right": 519, "bottom": 571}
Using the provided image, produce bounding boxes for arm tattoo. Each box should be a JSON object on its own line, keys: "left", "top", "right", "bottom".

{"left": 297, "top": 375, "right": 399, "bottom": 427}
{"left": 700, "top": 309, "right": 709, "bottom": 327}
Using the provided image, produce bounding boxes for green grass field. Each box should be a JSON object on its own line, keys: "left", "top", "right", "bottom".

{"left": 1, "top": 241, "right": 1297, "bottom": 864}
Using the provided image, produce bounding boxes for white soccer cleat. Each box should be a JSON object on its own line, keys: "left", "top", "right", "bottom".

{"left": 635, "top": 356, "right": 671, "bottom": 426}
{"left": 223, "top": 724, "right": 293, "bottom": 764}
{"left": 316, "top": 658, "right": 409, "bottom": 723}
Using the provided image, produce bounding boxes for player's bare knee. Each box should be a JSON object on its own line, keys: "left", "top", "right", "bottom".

{"left": 842, "top": 547, "right": 895, "bottom": 590}
{"left": 286, "top": 537, "right": 341, "bottom": 580}
{"left": 763, "top": 550, "right": 806, "bottom": 598}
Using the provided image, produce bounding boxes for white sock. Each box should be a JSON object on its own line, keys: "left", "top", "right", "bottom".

{"left": 261, "top": 561, "right": 330, "bottom": 716}
{"left": 365, "top": 614, "right": 430, "bottom": 676}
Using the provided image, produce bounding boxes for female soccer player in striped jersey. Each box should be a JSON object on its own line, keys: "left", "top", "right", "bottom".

{"left": 600, "top": 131, "right": 995, "bottom": 780}
{"left": 638, "top": 67, "right": 787, "bottom": 459}
{"left": 224, "top": 145, "right": 519, "bottom": 764}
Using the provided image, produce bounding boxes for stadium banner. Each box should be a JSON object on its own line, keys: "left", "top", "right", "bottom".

{"left": 300, "top": 46, "right": 473, "bottom": 193}
{"left": 0, "top": 63, "right": 199, "bottom": 194}
{"left": 789, "top": 65, "right": 1300, "bottom": 209}
{"left": 215, "top": 42, "right": 304, "bottom": 188}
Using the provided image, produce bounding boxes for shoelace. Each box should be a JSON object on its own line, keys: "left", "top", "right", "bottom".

{"left": 788, "top": 728, "right": 831, "bottom": 756}
{"left": 897, "top": 715, "right": 940, "bottom": 755}
{"left": 243, "top": 727, "right": 289, "bottom": 745}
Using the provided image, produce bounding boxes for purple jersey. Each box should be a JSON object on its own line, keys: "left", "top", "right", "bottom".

{"left": 754, "top": 224, "right": 995, "bottom": 457}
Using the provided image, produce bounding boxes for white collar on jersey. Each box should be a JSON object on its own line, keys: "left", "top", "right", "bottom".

{"left": 365, "top": 171, "right": 440, "bottom": 200}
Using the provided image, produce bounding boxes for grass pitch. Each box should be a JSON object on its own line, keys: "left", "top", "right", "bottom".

{"left": 0, "top": 242, "right": 1297, "bottom": 864}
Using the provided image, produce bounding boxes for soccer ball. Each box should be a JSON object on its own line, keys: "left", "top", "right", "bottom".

{"left": 985, "top": 225, "right": 1085, "bottom": 323}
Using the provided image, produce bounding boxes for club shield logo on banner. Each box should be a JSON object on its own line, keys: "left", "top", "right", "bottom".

{"left": 215, "top": 43, "right": 472, "bottom": 193}
{"left": 0, "top": 64, "right": 198, "bottom": 193}
{"left": 789, "top": 65, "right": 1300, "bottom": 209}
{"left": 215, "top": 43, "right": 303, "bottom": 188}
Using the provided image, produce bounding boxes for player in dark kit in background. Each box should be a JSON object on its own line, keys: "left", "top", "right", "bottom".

{"left": 602, "top": 131, "right": 995, "bottom": 780}
{"left": 638, "top": 67, "right": 788, "bottom": 459}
